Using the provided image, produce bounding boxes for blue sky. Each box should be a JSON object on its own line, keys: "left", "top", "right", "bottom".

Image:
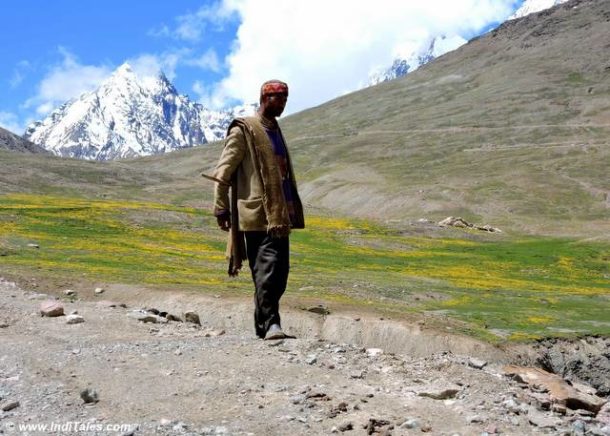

{"left": 1, "top": 0, "right": 522, "bottom": 134}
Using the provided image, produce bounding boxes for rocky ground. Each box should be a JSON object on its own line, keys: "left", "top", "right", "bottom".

{"left": 0, "top": 277, "right": 608, "bottom": 436}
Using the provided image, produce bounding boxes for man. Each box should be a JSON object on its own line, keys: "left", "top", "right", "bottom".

{"left": 210, "top": 80, "right": 304, "bottom": 340}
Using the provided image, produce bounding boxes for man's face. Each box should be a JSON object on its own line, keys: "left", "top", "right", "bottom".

{"left": 262, "top": 92, "right": 288, "bottom": 118}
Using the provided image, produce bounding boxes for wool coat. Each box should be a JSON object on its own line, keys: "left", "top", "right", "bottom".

{"left": 212, "top": 116, "right": 305, "bottom": 232}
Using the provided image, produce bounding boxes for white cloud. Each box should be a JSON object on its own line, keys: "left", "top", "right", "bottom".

{"left": 128, "top": 50, "right": 188, "bottom": 81}
{"left": 10, "top": 61, "right": 31, "bottom": 89}
{"left": 147, "top": 24, "right": 172, "bottom": 38}
{"left": 199, "top": 0, "right": 516, "bottom": 112}
{"left": 24, "top": 47, "right": 112, "bottom": 115}
{"left": 10, "top": 71, "right": 24, "bottom": 88}
{"left": 174, "top": 1, "right": 237, "bottom": 42}
{"left": 185, "top": 49, "right": 221, "bottom": 73}
{"left": 0, "top": 111, "right": 23, "bottom": 134}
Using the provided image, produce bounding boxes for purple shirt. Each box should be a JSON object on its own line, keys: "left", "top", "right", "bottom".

{"left": 264, "top": 128, "right": 296, "bottom": 225}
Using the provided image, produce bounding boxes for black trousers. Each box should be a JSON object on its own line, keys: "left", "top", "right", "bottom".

{"left": 245, "top": 231, "right": 290, "bottom": 338}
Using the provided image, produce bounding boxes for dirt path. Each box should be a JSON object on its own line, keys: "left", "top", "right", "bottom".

{"left": 0, "top": 278, "right": 607, "bottom": 435}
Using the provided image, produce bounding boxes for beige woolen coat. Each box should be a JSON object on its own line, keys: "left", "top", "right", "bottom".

{"left": 212, "top": 116, "right": 305, "bottom": 233}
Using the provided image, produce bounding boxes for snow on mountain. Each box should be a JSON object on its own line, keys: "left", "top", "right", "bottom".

{"left": 25, "top": 63, "right": 256, "bottom": 160}
{"left": 369, "top": 0, "right": 570, "bottom": 87}
{"left": 368, "top": 35, "right": 467, "bottom": 86}
{"left": 509, "top": 0, "right": 569, "bottom": 20}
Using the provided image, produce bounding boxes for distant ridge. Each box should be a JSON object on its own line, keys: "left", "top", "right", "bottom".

{"left": 0, "top": 126, "right": 48, "bottom": 154}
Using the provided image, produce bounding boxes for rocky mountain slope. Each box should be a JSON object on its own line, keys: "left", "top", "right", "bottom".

{"left": 0, "top": 126, "right": 47, "bottom": 154}
{"left": 24, "top": 64, "right": 255, "bottom": 161}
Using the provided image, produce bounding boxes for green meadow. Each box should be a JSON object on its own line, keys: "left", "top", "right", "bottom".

{"left": 1, "top": 193, "right": 608, "bottom": 342}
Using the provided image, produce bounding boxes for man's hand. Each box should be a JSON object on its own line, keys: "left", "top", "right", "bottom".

{"left": 216, "top": 211, "right": 231, "bottom": 232}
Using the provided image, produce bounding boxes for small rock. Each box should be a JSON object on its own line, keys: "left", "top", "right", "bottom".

{"left": 338, "top": 421, "right": 353, "bottom": 432}
{"left": 306, "top": 392, "right": 330, "bottom": 401}
{"left": 159, "top": 418, "right": 173, "bottom": 427}
{"left": 165, "top": 313, "right": 182, "bottom": 322}
{"left": 502, "top": 398, "right": 520, "bottom": 414}
{"left": 204, "top": 329, "right": 225, "bottom": 337}
{"left": 184, "top": 311, "right": 201, "bottom": 325}
{"left": 290, "top": 395, "right": 305, "bottom": 405}
{"left": 94, "top": 287, "right": 105, "bottom": 294}
{"left": 364, "top": 419, "right": 391, "bottom": 435}
{"left": 172, "top": 422, "right": 188, "bottom": 431}
{"left": 467, "top": 415, "right": 484, "bottom": 423}
{"left": 128, "top": 311, "right": 167, "bottom": 324}
{"left": 527, "top": 411, "right": 562, "bottom": 429}
{"left": 40, "top": 300, "right": 64, "bottom": 317}
{"left": 350, "top": 370, "right": 365, "bottom": 379}
{"left": 572, "top": 420, "right": 586, "bottom": 435}
{"left": 417, "top": 384, "right": 461, "bottom": 400}
{"left": 328, "top": 401, "right": 349, "bottom": 418}
{"left": 80, "top": 388, "right": 99, "bottom": 404}
{"left": 1, "top": 401, "right": 20, "bottom": 412}
{"left": 468, "top": 358, "right": 488, "bottom": 369}
{"left": 174, "top": 349, "right": 182, "bottom": 356}
{"left": 305, "top": 355, "right": 318, "bottom": 365}
{"left": 27, "top": 243, "right": 40, "bottom": 248}
{"left": 306, "top": 305, "right": 331, "bottom": 315}
{"left": 366, "top": 348, "right": 383, "bottom": 357}
{"left": 63, "top": 289, "right": 76, "bottom": 296}
{"left": 484, "top": 424, "right": 499, "bottom": 434}
{"left": 400, "top": 418, "right": 419, "bottom": 429}
{"left": 66, "top": 314, "right": 85, "bottom": 324}
{"left": 97, "top": 300, "right": 126, "bottom": 308}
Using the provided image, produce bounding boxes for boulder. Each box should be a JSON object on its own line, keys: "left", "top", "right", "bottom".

{"left": 503, "top": 365, "right": 606, "bottom": 414}
{"left": 184, "top": 311, "right": 201, "bottom": 326}
{"left": 40, "top": 300, "right": 64, "bottom": 317}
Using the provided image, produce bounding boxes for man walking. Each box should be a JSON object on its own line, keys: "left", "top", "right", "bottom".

{"left": 209, "top": 80, "right": 304, "bottom": 340}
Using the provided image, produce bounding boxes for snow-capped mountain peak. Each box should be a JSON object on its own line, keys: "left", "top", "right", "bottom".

{"left": 509, "top": 0, "right": 569, "bottom": 20}
{"left": 25, "top": 64, "right": 254, "bottom": 160}
{"left": 368, "top": 0, "right": 571, "bottom": 87}
{"left": 368, "top": 35, "right": 467, "bottom": 86}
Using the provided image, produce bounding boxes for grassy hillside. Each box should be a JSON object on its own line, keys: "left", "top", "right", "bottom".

{"left": 276, "top": 0, "right": 610, "bottom": 237}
